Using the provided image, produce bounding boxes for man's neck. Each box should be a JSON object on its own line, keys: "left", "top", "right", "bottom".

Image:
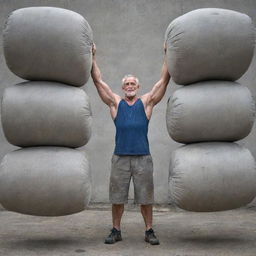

{"left": 124, "top": 96, "right": 138, "bottom": 105}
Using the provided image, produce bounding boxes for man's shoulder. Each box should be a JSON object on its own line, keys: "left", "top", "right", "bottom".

{"left": 109, "top": 93, "right": 121, "bottom": 107}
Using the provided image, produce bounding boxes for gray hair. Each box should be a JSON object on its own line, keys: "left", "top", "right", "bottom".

{"left": 122, "top": 74, "right": 139, "bottom": 85}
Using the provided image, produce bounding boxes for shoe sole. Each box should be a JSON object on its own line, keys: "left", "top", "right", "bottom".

{"left": 105, "top": 238, "right": 122, "bottom": 244}
{"left": 145, "top": 238, "right": 160, "bottom": 245}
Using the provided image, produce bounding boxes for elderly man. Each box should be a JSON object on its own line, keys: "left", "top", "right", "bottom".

{"left": 91, "top": 43, "right": 170, "bottom": 245}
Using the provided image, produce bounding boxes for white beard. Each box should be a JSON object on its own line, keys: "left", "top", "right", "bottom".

{"left": 125, "top": 91, "right": 136, "bottom": 97}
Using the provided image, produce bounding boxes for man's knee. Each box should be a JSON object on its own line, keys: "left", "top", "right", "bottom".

{"left": 140, "top": 204, "right": 152, "bottom": 209}
{"left": 112, "top": 204, "right": 124, "bottom": 211}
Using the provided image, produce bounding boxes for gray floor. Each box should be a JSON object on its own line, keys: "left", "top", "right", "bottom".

{"left": 0, "top": 204, "right": 256, "bottom": 256}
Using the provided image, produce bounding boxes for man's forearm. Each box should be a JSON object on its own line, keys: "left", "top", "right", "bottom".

{"left": 160, "top": 57, "right": 170, "bottom": 85}
{"left": 91, "top": 58, "right": 103, "bottom": 85}
{"left": 90, "top": 56, "right": 117, "bottom": 106}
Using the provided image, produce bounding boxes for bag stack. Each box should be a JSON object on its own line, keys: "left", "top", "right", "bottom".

{"left": 0, "top": 7, "right": 93, "bottom": 216}
{"left": 165, "top": 8, "right": 256, "bottom": 212}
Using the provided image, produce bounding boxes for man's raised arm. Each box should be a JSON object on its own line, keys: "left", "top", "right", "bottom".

{"left": 91, "top": 44, "right": 120, "bottom": 107}
{"left": 143, "top": 46, "right": 171, "bottom": 107}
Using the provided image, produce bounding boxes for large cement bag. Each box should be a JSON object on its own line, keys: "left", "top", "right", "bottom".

{"left": 0, "top": 147, "right": 91, "bottom": 216}
{"left": 169, "top": 143, "right": 256, "bottom": 212}
{"left": 165, "top": 8, "right": 255, "bottom": 85}
{"left": 166, "top": 81, "right": 255, "bottom": 143}
{"left": 1, "top": 81, "right": 92, "bottom": 147}
{"left": 3, "top": 7, "right": 93, "bottom": 86}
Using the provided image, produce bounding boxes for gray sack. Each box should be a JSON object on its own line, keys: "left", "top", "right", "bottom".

{"left": 0, "top": 147, "right": 91, "bottom": 216}
{"left": 1, "top": 81, "right": 92, "bottom": 147}
{"left": 169, "top": 142, "right": 256, "bottom": 212}
{"left": 166, "top": 81, "right": 255, "bottom": 143}
{"left": 3, "top": 7, "right": 93, "bottom": 86}
{"left": 165, "top": 8, "right": 255, "bottom": 85}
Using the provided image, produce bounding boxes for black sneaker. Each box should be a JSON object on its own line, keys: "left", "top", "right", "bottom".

{"left": 145, "top": 228, "right": 160, "bottom": 245}
{"left": 104, "top": 228, "right": 122, "bottom": 244}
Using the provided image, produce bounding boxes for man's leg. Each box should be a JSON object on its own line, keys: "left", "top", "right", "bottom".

{"left": 105, "top": 203, "right": 124, "bottom": 244}
{"left": 133, "top": 155, "right": 159, "bottom": 245}
{"left": 105, "top": 155, "right": 131, "bottom": 244}
{"left": 105, "top": 204, "right": 124, "bottom": 244}
{"left": 141, "top": 204, "right": 159, "bottom": 245}
{"left": 140, "top": 204, "right": 152, "bottom": 230}
{"left": 112, "top": 204, "right": 124, "bottom": 230}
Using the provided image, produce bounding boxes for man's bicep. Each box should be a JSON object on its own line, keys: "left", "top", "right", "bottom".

{"left": 147, "top": 80, "right": 167, "bottom": 106}
{"left": 96, "top": 80, "right": 117, "bottom": 105}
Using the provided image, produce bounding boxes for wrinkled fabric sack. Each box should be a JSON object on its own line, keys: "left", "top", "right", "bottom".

{"left": 1, "top": 81, "right": 92, "bottom": 147}
{"left": 166, "top": 81, "right": 255, "bottom": 143}
{"left": 165, "top": 8, "right": 255, "bottom": 85}
{"left": 3, "top": 7, "right": 93, "bottom": 86}
{"left": 0, "top": 147, "right": 91, "bottom": 216}
{"left": 169, "top": 142, "right": 256, "bottom": 212}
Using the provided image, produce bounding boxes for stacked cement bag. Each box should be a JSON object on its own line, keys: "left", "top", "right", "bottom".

{"left": 165, "top": 8, "right": 256, "bottom": 212}
{"left": 0, "top": 7, "right": 93, "bottom": 216}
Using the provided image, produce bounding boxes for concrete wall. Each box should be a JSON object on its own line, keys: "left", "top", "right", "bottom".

{"left": 0, "top": 0, "right": 255, "bottom": 204}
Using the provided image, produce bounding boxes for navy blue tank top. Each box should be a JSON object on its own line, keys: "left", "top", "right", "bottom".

{"left": 114, "top": 98, "right": 150, "bottom": 155}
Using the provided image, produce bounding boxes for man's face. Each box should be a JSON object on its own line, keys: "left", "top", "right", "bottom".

{"left": 122, "top": 77, "right": 139, "bottom": 98}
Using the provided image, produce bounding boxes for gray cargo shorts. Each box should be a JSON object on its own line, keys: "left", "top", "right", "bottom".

{"left": 109, "top": 154, "right": 154, "bottom": 205}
